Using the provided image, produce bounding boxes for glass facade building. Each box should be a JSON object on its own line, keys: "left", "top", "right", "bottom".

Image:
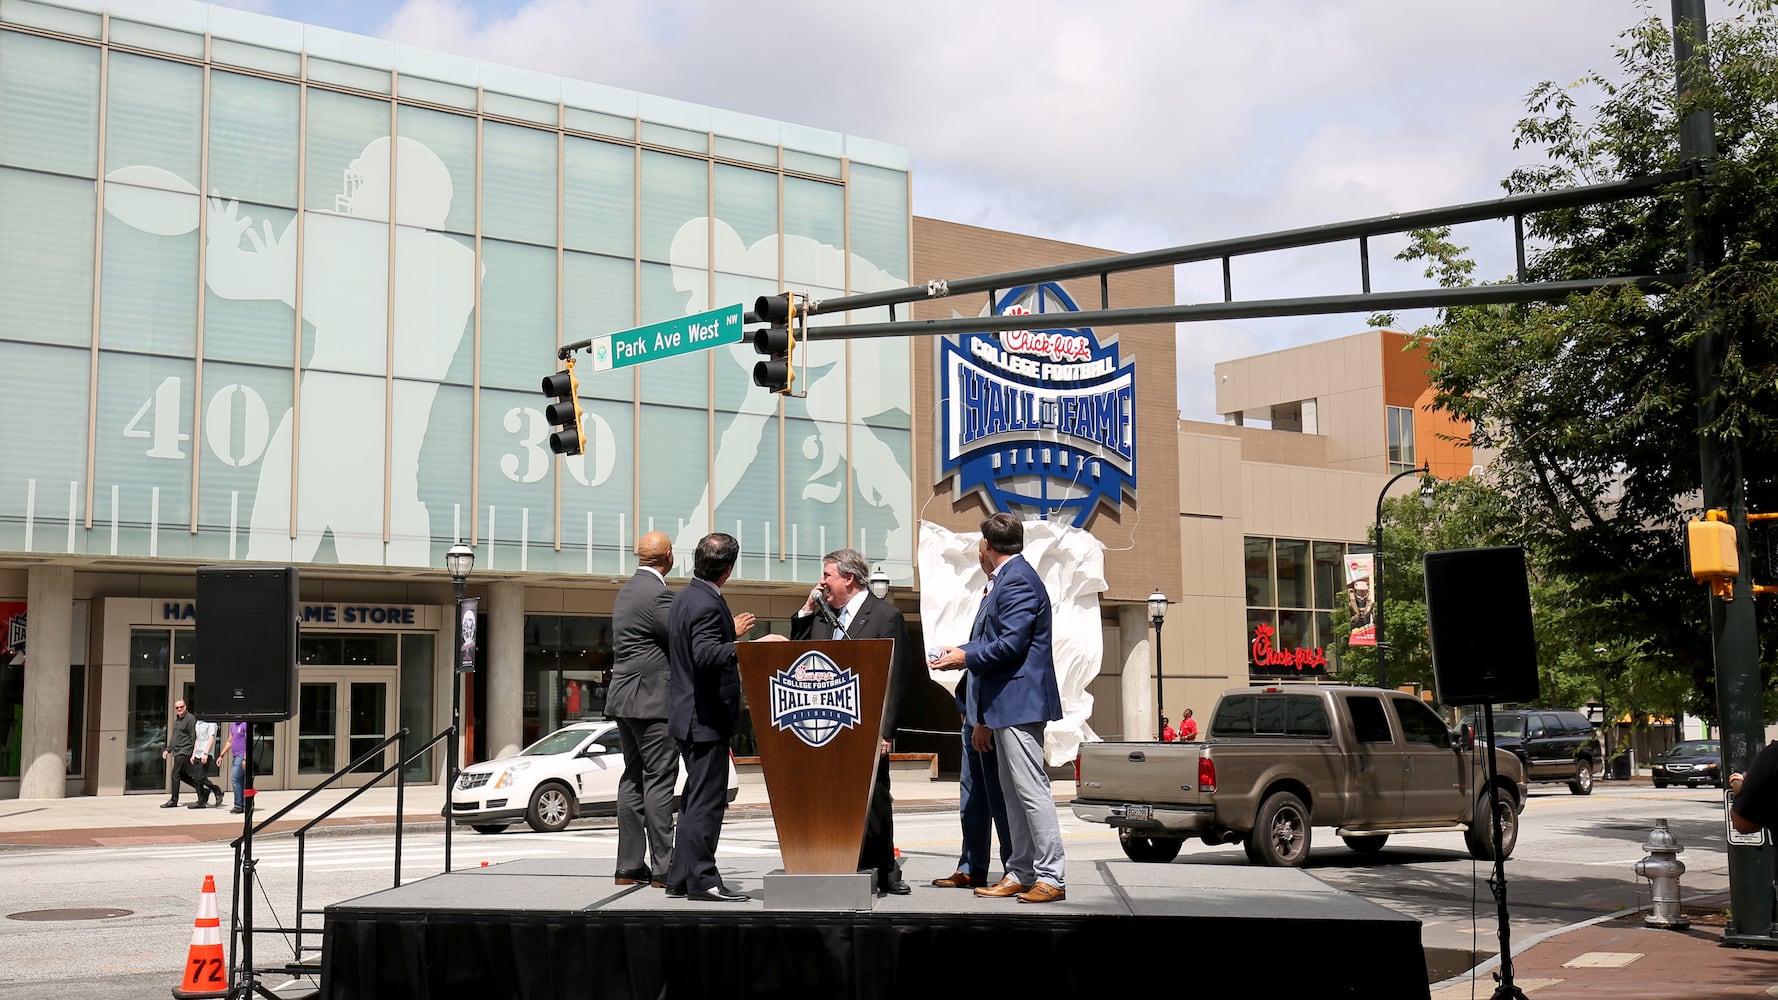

{"left": 0, "top": 1, "right": 915, "bottom": 584}
{"left": 0, "top": 0, "right": 916, "bottom": 794}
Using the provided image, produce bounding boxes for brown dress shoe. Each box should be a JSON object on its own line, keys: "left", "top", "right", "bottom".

{"left": 930, "top": 871, "right": 981, "bottom": 889}
{"left": 1015, "top": 882, "right": 1065, "bottom": 904}
{"left": 973, "top": 876, "right": 1033, "bottom": 898}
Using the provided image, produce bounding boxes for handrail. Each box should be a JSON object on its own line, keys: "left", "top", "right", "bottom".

{"left": 228, "top": 726, "right": 454, "bottom": 975}
{"left": 230, "top": 728, "right": 413, "bottom": 848}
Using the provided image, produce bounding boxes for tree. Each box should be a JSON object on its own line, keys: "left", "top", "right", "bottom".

{"left": 1402, "top": 4, "right": 1778, "bottom": 721}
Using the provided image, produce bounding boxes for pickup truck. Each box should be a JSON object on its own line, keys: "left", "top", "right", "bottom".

{"left": 1071, "top": 685, "right": 1527, "bottom": 866}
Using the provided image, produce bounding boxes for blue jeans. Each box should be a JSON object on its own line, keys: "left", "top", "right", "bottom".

{"left": 231, "top": 755, "right": 245, "bottom": 809}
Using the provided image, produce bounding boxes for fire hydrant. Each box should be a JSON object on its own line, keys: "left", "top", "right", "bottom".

{"left": 1633, "top": 818, "right": 1690, "bottom": 929}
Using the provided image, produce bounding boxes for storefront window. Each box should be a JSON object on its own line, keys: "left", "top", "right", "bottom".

{"left": 1275, "top": 540, "right": 1308, "bottom": 609}
{"left": 65, "top": 665, "right": 84, "bottom": 776}
{"left": 1243, "top": 538, "right": 1274, "bottom": 607}
{"left": 1, "top": 663, "right": 87, "bottom": 779}
{"left": 399, "top": 633, "right": 436, "bottom": 780}
{"left": 299, "top": 633, "right": 398, "bottom": 665}
{"left": 0, "top": 663, "right": 18, "bottom": 778}
{"left": 1312, "top": 542, "right": 1344, "bottom": 611}
{"left": 126, "top": 629, "right": 171, "bottom": 791}
{"left": 1246, "top": 537, "right": 1363, "bottom": 678}
{"left": 522, "top": 615, "right": 613, "bottom": 748}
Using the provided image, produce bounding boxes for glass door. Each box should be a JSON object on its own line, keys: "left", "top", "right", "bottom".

{"left": 296, "top": 681, "right": 338, "bottom": 780}
{"left": 348, "top": 682, "right": 389, "bottom": 774}
{"left": 288, "top": 669, "right": 399, "bottom": 789}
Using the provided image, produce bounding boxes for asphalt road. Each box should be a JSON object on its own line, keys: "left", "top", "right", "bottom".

{"left": 0, "top": 781, "right": 1735, "bottom": 998}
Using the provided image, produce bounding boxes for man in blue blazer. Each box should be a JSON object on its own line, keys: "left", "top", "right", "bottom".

{"left": 931, "top": 513, "right": 1066, "bottom": 903}
{"left": 665, "top": 532, "right": 782, "bottom": 902}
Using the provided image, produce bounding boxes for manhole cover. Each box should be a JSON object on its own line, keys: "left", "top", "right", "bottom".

{"left": 7, "top": 907, "right": 133, "bottom": 921}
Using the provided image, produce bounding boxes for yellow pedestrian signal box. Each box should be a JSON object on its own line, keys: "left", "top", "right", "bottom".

{"left": 1688, "top": 509, "right": 1738, "bottom": 600}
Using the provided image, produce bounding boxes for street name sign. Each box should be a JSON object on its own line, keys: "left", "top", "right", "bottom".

{"left": 588, "top": 303, "right": 744, "bottom": 373}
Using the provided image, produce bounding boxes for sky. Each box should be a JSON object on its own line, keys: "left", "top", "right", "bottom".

{"left": 218, "top": 0, "right": 1659, "bottom": 422}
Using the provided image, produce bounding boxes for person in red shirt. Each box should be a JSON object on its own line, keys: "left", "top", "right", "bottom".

{"left": 1178, "top": 708, "right": 1199, "bottom": 742}
{"left": 1159, "top": 716, "right": 1177, "bottom": 742}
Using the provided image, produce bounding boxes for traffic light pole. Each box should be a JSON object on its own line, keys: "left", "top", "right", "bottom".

{"left": 1671, "top": 0, "right": 1774, "bottom": 946}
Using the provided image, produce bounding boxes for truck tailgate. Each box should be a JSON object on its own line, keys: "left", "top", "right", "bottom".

{"left": 1076, "top": 742, "right": 1204, "bottom": 805}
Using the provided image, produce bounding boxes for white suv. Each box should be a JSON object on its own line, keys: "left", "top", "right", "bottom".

{"left": 449, "top": 721, "right": 739, "bottom": 833}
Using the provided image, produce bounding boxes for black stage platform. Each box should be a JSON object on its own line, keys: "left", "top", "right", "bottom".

{"left": 321, "top": 858, "right": 1429, "bottom": 999}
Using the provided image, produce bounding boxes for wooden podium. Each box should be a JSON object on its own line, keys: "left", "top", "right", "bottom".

{"left": 737, "top": 638, "right": 892, "bottom": 892}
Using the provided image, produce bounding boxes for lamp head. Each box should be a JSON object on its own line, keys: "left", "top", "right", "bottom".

{"left": 868, "top": 565, "right": 890, "bottom": 600}
{"left": 445, "top": 540, "right": 475, "bottom": 583}
{"left": 1147, "top": 588, "right": 1168, "bottom": 624}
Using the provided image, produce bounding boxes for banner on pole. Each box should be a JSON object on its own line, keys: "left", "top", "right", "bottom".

{"left": 458, "top": 597, "right": 479, "bottom": 672}
{"left": 1345, "top": 553, "right": 1376, "bottom": 647}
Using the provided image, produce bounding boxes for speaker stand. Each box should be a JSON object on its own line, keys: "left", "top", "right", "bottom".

{"left": 1480, "top": 703, "right": 1528, "bottom": 1000}
{"left": 231, "top": 736, "right": 279, "bottom": 1000}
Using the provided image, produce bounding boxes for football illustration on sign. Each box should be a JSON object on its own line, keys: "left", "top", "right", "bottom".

{"left": 768, "top": 651, "right": 862, "bottom": 749}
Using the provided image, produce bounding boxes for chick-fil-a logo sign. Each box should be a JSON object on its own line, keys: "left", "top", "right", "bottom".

{"left": 1250, "top": 622, "right": 1328, "bottom": 675}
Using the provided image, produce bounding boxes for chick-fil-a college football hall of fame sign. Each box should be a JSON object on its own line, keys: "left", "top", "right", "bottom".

{"left": 769, "top": 651, "right": 862, "bottom": 749}
{"left": 938, "top": 282, "right": 1137, "bottom": 527}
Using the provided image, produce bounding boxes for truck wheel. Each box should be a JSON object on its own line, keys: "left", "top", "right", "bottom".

{"left": 1341, "top": 834, "right": 1388, "bottom": 854}
{"left": 526, "top": 782, "right": 574, "bottom": 833}
{"left": 1250, "top": 791, "right": 1312, "bottom": 867}
{"left": 1465, "top": 786, "right": 1519, "bottom": 861}
{"left": 1242, "top": 834, "right": 1265, "bottom": 864}
{"left": 1568, "top": 759, "right": 1594, "bottom": 796}
{"left": 1118, "top": 829, "right": 1185, "bottom": 863}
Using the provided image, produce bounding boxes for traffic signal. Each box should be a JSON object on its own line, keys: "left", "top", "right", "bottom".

{"left": 752, "top": 292, "right": 796, "bottom": 395}
{"left": 541, "top": 360, "right": 585, "bottom": 456}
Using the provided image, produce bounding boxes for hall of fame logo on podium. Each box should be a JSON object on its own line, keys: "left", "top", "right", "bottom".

{"left": 768, "top": 651, "right": 862, "bottom": 748}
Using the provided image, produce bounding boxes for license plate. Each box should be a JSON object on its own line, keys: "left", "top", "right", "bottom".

{"left": 1124, "top": 804, "right": 1152, "bottom": 821}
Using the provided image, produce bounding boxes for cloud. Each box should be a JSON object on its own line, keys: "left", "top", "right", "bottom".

{"left": 260, "top": 0, "right": 1650, "bottom": 418}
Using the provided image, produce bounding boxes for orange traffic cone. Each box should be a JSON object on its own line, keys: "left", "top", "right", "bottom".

{"left": 171, "top": 874, "right": 228, "bottom": 999}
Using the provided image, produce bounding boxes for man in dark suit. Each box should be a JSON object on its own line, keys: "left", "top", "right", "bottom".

{"left": 665, "top": 532, "right": 781, "bottom": 902}
{"left": 607, "top": 531, "right": 679, "bottom": 888}
{"left": 931, "top": 512, "right": 1066, "bottom": 903}
{"left": 930, "top": 652, "right": 1012, "bottom": 890}
{"left": 790, "top": 547, "right": 918, "bottom": 895}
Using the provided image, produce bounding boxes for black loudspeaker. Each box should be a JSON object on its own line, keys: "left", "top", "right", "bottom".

{"left": 1424, "top": 545, "right": 1540, "bottom": 706}
{"left": 195, "top": 565, "right": 299, "bottom": 722}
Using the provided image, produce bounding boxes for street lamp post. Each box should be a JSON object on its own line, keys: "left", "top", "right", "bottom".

{"left": 1148, "top": 589, "right": 1168, "bottom": 738}
{"left": 1374, "top": 462, "right": 1431, "bottom": 691}
{"left": 444, "top": 540, "right": 474, "bottom": 873}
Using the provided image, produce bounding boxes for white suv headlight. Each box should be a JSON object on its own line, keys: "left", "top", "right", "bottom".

{"left": 493, "top": 762, "right": 532, "bottom": 788}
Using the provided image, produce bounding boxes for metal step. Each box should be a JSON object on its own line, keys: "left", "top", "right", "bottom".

{"left": 268, "top": 977, "right": 321, "bottom": 1000}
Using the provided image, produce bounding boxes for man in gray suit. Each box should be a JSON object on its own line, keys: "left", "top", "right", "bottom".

{"left": 607, "top": 531, "right": 681, "bottom": 887}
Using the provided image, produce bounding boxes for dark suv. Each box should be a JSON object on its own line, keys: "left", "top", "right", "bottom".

{"left": 1459, "top": 709, "right": 1598, "bottom": 796}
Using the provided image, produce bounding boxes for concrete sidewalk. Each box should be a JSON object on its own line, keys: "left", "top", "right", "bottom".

{"left": 4, "top": 781, "right": 1774, "bottom": 999}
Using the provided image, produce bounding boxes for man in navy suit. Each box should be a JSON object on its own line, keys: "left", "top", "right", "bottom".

{"left": 665, "top": 532, "right": 781, "bottom": 902}
{"left": 929, "top": 667, "right": 1012, "bottom": 890}
{"left": 932, "top": 513, "right": 1066, "bottom": 903}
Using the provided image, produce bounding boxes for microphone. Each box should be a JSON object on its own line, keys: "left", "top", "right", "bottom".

{"left": 814, "top": 600, "right": 846, "bottom": 637}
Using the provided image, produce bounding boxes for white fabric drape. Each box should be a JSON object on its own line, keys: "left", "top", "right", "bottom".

{"left": 916, "top": 519, "right": 1105, "bottom": 766}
